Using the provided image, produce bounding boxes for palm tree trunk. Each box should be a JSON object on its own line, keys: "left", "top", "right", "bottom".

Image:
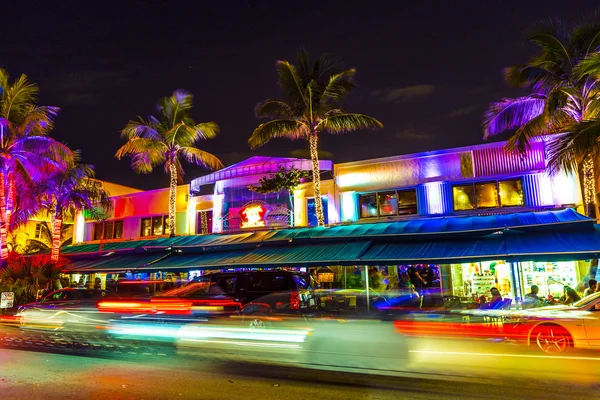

{"left": 0, "top": 171, "right": 8, "bottom": 264}
{"left": 582, "top": 155, "right": 596, "bottom": 218}
{"left": 168, "top": 163, "right": 177, "bottom": 237}
{"left": 49, "top": 212, "right": 62, "bottom": 262}
{"left": 309, "top": 132, "right": 324, "bottom": 227}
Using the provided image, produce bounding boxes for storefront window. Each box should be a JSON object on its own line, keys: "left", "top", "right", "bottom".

{"left": 164, "top": 217, "right": 171, "bottom": 236}
{"left": 452, "top": 184, "right": 475, "bottom": 210}
{"left": 499, "top": 179, "right": 523, "bottom": 207}
{"left": 449, "top": 261, "right": 514, "bottom": 300}
{"left": 520, "top": 261, "right": 579, "bottom": 299}
{"left": 359, "top": 194, "right": 378, "bottom": 218}
{"left": 141, "top": 218, "right": 152, "bottom": 237}
{"left": 397, "top": 190, "right": 418, "bottom": 215}
{"left": 475, "top": 182, "right": 499, "bottom": 208}
{"left": 377, "top": 191, "right": 398, "bottom": 216}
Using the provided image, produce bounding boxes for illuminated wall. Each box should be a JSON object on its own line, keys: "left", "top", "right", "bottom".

{"left": 417, "top": 182, "right": 453, "bottom": 215}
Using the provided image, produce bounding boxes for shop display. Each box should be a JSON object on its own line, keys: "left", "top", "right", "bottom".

{"left": 520, "top": 261, "right": 579, "bottom": 298}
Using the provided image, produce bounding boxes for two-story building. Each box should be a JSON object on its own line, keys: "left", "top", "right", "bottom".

{"left": 65, "top": 139, "right": 597, "bottom": 303}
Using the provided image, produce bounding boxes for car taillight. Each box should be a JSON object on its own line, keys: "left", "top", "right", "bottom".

{"left": 290, "top": 291, "right": 300, "bottom": 310}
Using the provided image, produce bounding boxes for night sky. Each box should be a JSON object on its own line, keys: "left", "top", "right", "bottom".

{"left": 2, "top": 1, "right": 598, "bottom": 190}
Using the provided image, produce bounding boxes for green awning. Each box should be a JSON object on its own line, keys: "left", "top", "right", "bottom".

{"left": 136, "top": 241, "right": 372, "bottom": 271}
{"left": 66, "top": 253, "right": 170, "bottom": 273}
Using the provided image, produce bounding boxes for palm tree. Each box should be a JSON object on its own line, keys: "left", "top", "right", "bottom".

{"left": 249, "top": 50, "right": 383, "bottom": 226}
{"left": 0, "top": 69, "right": 73, "bottom": 263}
{"left": 37, "top": 157, "right": 111, "bottom": 261}
{"left": 482, "top": 18, "right": 600, "bottom": 214}
{"left": 0, "top": 252, "right": 69, "bottom": 305}
{"left": 116, "top": 90, "right": 223, "bottom": 236}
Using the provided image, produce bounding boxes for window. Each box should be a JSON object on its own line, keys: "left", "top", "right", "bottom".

{"left": 34, "top": 223, "right": 43, "bottom": 239}
{"left": 307, "top": 197, "right": 329, "bottom": 227}
{"left": 104, "top": 221, "right": 114, "bottom": 239}
{"left": 397, "top": 190, "right": 418, "bottom": 215}
{"left": 475, "top": 182, "right": 499, "bottom": 209}
{"left": 246, "top": 274, "right": 290, "bottom": 292}
{"left": 114, "top": 220, "right": 124, "bottom": 239}
{"left": 140, "top": 215, "right": 168, "bottom": 237}
{"left": 93, "top": 222, "right": 104, "bottom": 240}
{"left": 152, "top": 216, "right": 164, "bottom": 235}
{"left": 499, "top": 179, "right": 524, "bottom": 207}
{"left": 452, "top": 179, "right": 524, "bottom": 211}
{"left": 94, "top": 220, "right": 124, "bottom": 240}
{"left": 210, "top": 275, "right": 237, "bottom": 295}
{"left": 378, "top": 191, "right": 398, "bottom": 216}
{"left": 359, "top": 194, "right": 378, "bottom": 218}
{"left": 359, "top": 189, "right": 418, "bottom": 219}
{"left": 453, "top": 184, "right": 475, "bottom": 211}
{"left": 141, "top": 218, "right": 152, "bottom": 237}
{"left": 196, "top": 211, "right": 213, "bottom": 234}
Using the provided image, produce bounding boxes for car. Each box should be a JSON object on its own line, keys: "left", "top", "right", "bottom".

{"left": 18, "top": 288, "right": 113, "bottom": 334}
{"left": 506, "top": 291, "right": 600, "bottom": 354}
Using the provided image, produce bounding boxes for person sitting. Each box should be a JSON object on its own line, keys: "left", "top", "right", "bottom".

{"left": 522, "top": 285, "right": 542, "bottom": 309}
{"left": 584, "top": 279, "right": 598, "bottom": 297}
{"left": 526, "top": 285, "right": 540, "bottom": 300}
{"left": 480, "top": 287, "right": 503, "bottom": 309}
{"left": 563, "top": 287, "right": 581, "bottom": 305}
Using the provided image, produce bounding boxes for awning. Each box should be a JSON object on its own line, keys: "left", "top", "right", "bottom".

{"left": 136, "top": 251, "right": 249, "bottom": 271}
{"left": 66, "top": 253, "right": 170, "bottom": 273}
{"left": 136, "top": 241, "right": 372, "bottom": 271}
{"left": 262, "top": 208, "right": 592, "bottom": 242}
{"left": 360, "top": 228, "right": 600, "bottom": 264}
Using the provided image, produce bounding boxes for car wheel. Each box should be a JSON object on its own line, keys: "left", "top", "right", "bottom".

{"left": 532, "top": 325, "right": 572, "bottom": 354}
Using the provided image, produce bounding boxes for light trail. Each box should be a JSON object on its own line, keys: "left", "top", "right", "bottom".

{"left": 409, "top": 349, "right": 600, "bottom": 361}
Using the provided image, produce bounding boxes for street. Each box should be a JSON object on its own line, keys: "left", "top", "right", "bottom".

{"left": 2, "top": 339, "right": 600, "bottom": 400}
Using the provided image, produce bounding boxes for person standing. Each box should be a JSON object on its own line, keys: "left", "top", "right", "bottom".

{"left": 407, "top": 265, "right": 425, "bottom": 292}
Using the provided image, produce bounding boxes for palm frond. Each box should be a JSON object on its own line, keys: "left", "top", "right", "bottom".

{"left": 160, "top": 90, "right": 193, "bottom": 126}
{"left": 179, "top": 147, "right": 224, "bottom": 170}
{"left": 129, "top": 149, "right": 166, "bottom": 174}
{"left": 276, "top": 61, "right": 306, "bottom": 108}
{"left": 321, "top": 69, "right": 357, "bottom": 105}
{"left": 255, "top": 99, "right": 296, "bottom": 119}
{"left": 115, "top": 137, "right": 166, "bottom": 160}
{"left": 183, "top": 121, "right": 219, "bottom": 143}
{"left": 483, "top": 96, "right": 546, "bottom": 139}
{"left": 574, "top": 52, "right": 600, "bottom": 79}
{"left": 546, "top": 119, "right": 600, "bottom": 175}
{"left": 0, "top": 74, "right": 40, "bottom": 122}
{"left": 248, "top": 119, "right": 308, "bottom": 149}
{"left": 121, "top": 118, "right": 163, "bottom": 141}
{"left": 317, "top": 113, "right": 383, "bottom": 135}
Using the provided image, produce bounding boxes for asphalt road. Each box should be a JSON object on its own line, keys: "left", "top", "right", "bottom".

{"left": 2, "top": 346, "right": 600, "bottom": 400}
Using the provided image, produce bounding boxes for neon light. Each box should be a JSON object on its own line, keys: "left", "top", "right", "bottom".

{"left": 423, "top": 182, "right": 444, "bottom": 215}
{"left": 339, "top": 191, "right": 358, "bottom": 222}
{"left": 74, "top": 212, "right": 85, "bottom": 243}
{"left": 212, "top": 193, "right": 224, "bottom": 233}
{"left": 240, "top": 205, "right": 267, "bottom": 228}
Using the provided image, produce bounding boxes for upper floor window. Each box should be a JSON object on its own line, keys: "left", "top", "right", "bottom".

{"left": 94, "top": 220, "right": 124, "bottom": 240}
{"left": 452, "top": 179, "right": 523, "bottom": 211}
{"left": 141, "top": 215, "right": 169, "bottom": 237}
{"left": 359, "top": 189, "right": 418, "bottom": 219}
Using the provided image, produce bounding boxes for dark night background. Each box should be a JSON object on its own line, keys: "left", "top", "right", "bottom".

{"left": 2, "top": 0, "right": 597, "bottom": 190}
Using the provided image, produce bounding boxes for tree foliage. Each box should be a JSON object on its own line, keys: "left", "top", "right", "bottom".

{"left": 482, "top": 16, "right": 600, "bottom": 175}
{"left": 248, "top": 167, "right": 310, "bottom": 195}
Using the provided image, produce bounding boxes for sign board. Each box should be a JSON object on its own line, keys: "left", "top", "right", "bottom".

{"left": 239, "top": 204, "right": 268, "bottom": 228}
{"left": 1, "top": 292, "right": 14, "bottom": 308}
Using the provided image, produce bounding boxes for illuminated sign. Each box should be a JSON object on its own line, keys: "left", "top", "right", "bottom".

{"left": 240, "top": 204, "right": 267, "bottom": 228}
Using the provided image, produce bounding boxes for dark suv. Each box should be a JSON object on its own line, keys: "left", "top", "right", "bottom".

{"left": 157, "top": 270, "right": 316, "bottom": 316}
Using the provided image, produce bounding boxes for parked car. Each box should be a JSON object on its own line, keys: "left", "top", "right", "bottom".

{"left": 506, "top": 291, "right": 600, "bottom": 354}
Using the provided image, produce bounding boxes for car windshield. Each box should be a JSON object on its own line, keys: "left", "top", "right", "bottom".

{"left": 572, "top": 291, "right": 600, "bottom": 308}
